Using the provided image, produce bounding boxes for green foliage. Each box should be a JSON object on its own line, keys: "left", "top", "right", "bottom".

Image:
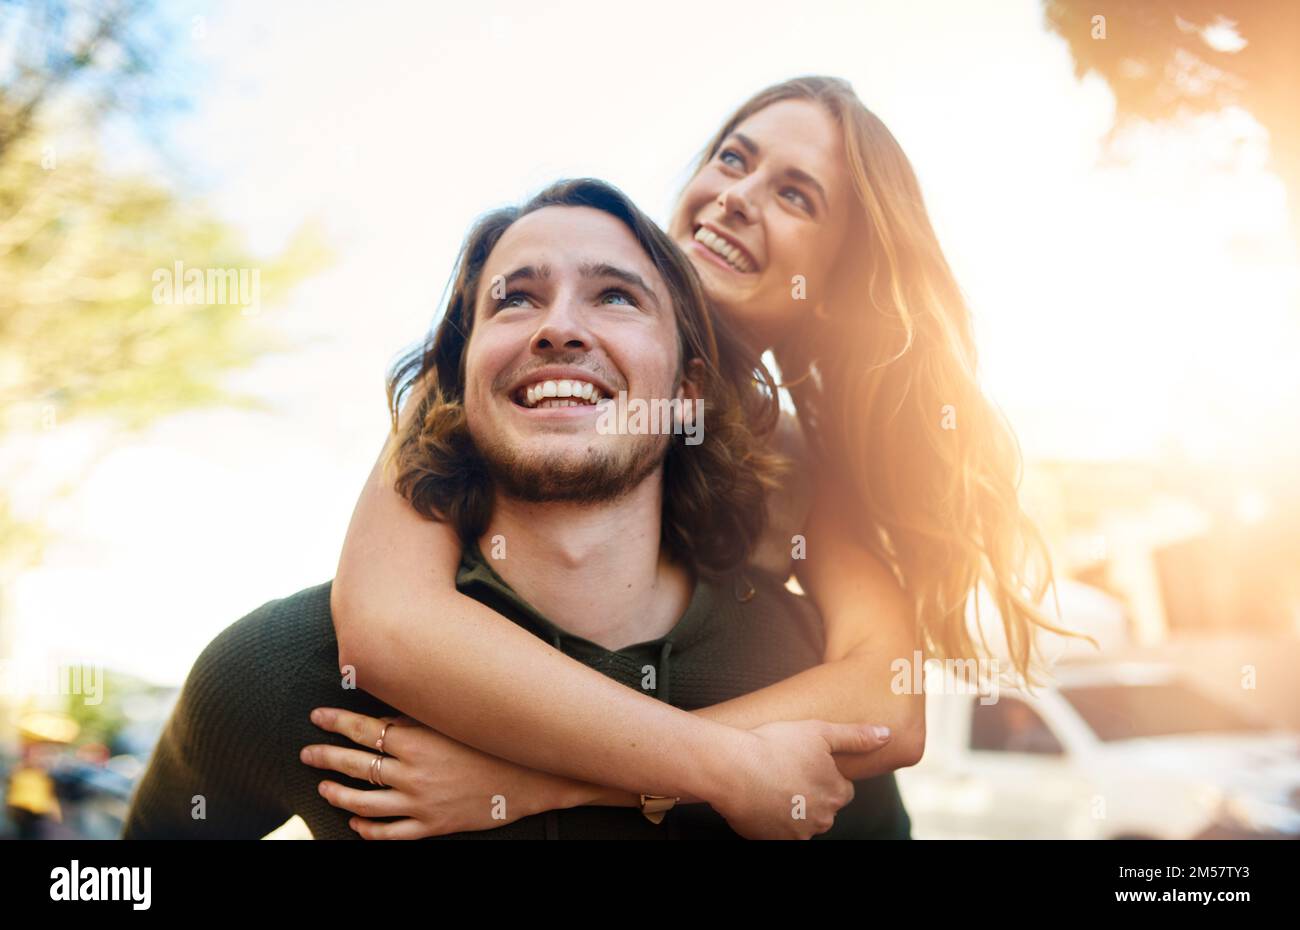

{"left": 0, "top": 1, "right": 330, "bottom": 570}
{"left": 0, "top": 131, "right": 329, "bottom": 432}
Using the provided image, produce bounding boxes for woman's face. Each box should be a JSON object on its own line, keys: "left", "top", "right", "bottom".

{"left": 668, "top": 98, "right": 854, "bottom": 349}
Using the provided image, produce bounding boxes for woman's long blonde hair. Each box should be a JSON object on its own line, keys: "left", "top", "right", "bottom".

{"left": 690, "top": 76, "right": 1091, "bottom": 684}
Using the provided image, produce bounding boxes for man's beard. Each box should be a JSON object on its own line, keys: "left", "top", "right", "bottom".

{"left": 473, "top": 429, "right": 669, "bottom": 504}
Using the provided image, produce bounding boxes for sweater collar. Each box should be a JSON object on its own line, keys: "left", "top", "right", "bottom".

{"left": 455, "top": 537, "right": 720, "bottom": 655}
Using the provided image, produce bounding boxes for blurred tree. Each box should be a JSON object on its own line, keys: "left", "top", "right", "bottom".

{"left": 1044, "top": 2, "right": 1300, "bottom": 635}
{"left": 0, "top": 0, "right": 176, "bottom": 163}
{"left": 0, "top": 0, "right": 327, "bottom": 572}
{"left": 1043, "top": 1, "right": 1300, "bottom": 250}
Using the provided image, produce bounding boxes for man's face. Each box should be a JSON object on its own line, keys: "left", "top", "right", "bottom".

{"left": 463, "top": 205, "right": 690, "bottom": 503}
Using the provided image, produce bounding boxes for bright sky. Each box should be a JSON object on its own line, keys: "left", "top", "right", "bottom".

{"left": 10, "top": 0, "right": 1298, "bottom": 686}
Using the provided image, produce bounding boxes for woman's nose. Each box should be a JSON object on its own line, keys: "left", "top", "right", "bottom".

{"left": 717, "top": 180, "right": 757, "bottom": 223}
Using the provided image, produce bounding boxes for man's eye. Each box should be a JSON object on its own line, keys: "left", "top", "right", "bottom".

{"left": 600, "top": 289, "right": 638, "bottom": 307}
{"left": 496, "top": 292, "right": 531, "bottom": 310}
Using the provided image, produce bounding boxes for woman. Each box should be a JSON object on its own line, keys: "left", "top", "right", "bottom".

{"left": 308, "top": 76, "right": 1080, "bottom": 839}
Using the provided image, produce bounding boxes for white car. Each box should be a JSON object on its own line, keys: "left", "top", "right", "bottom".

{"left": 896, "top": 662, "right": 1300, "bottom": 839}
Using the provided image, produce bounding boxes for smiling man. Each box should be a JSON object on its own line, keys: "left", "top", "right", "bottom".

{"left": 122, "top": 179, "right": 908, "bottom": 840}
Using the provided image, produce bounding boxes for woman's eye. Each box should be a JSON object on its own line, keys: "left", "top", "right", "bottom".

{"left": 782, "top": 188, "right": 812, "bottom": 213}
{"left": 718, "top": 149, "right": 745, "bottom": 170}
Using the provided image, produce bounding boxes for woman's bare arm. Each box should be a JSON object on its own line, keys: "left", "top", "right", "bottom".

{"left": 332, "top": 440, "right": 747, "bottom": 806}
{"left": 335, "top": 425, "right": 920, "bottom": 806}
{"left": 697, "top": 481, "right": 927, "bottom": 779}
{"left": 577, "top": 514, "right": 928, "bottom": 802}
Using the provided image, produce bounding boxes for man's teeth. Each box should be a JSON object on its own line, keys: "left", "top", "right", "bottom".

{"left": 520, "top": 379, "right": 605, "bottom": 408}
{"left": 694, "top": 227, "right": 754, "bottom": 273}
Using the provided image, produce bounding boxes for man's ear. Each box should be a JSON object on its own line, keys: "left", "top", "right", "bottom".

{"left": 674, "top": 357, "right": 707, "bottom": 404}
{"left": 672, "top": 357, "right": 706, "bottom": 435}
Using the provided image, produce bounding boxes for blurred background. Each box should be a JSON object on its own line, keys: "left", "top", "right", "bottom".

{"left": 1, "top": 0, "right": 1297, "bottom": 839}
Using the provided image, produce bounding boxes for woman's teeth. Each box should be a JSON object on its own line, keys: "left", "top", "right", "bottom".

{"left": 694, "top": 227, "right": 754, "bottom": 273}
{"left": 520, "top": 379, "right": 605, "bottom": 409}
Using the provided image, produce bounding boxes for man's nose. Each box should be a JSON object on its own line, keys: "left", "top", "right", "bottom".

{"left": 531, "top": 293, "right": 594, "bottom": 353}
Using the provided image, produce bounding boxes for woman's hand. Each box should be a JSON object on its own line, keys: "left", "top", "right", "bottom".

{"left": 709, "top": 719, "right": 891, "bottom": 839}
{"left": 301, "top": 707, "right": 578, "bottom": 839}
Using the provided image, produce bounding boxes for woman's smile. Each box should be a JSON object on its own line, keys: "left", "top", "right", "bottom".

{"left": 691, "top": 224, "right": 760, "bottom": 274}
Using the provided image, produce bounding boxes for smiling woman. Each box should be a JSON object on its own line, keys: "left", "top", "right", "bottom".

{"left": 666, "top": 77, "right": 1090, "bottom": 674}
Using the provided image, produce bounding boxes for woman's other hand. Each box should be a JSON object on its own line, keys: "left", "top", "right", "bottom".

{"left": 301, "top": 707, "right": 579, "bottom": 839}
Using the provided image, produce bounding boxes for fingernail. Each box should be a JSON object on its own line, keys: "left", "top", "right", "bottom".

{"left": 872, "top": 726, "right": 891, "bottom": 740}
{"left": 310, "top": 709, "right": 322, "bottom": 724}
{"left": 300, "top": 747, "right": 313, "bottom": 763}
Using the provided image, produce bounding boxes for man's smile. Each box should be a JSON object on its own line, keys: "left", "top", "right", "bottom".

{"left": 506, "top": 365, "right": 618, "bottom": 418}
{"left": 515, "top": 377, "right": 605, "bottom": 408}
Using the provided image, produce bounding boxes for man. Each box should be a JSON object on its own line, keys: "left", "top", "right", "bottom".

{"left": 122, "top": 179, "right": 911, "bottom": 839}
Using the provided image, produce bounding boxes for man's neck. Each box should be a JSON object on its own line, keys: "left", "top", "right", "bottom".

{"left": 478, "top": 473, "right": 693, "bottom": 651}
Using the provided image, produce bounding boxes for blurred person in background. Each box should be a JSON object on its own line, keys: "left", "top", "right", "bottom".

{"left": 5, "top": 739, "right": 62, "bottom": 840}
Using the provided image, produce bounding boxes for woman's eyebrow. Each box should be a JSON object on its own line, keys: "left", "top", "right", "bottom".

{"left": 785, "top": 167, "right": 828, "bottom": 212}
{"left": 730, "top": 132, "right": 759, "bottom": 155}
{"left": 728, "top": 132, "right": 828, "bottom": 211}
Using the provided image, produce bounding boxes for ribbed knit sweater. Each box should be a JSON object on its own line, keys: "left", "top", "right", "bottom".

{"left": 122, "top": 541, "right": 911, "bottom": 840}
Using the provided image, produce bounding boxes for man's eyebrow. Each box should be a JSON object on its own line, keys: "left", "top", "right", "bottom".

{"left": 501, "top": 264, "right": 550, "bottom": 287}
{"left": 726, "top": 132, "right": 829, "bottom": 212}
{"left": 579, "top": 261, "right": 661, "bottom": 309}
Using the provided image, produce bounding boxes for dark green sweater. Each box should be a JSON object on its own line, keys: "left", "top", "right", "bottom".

{"left": 122, "top": 541, "right": 911, "bottom": 840}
